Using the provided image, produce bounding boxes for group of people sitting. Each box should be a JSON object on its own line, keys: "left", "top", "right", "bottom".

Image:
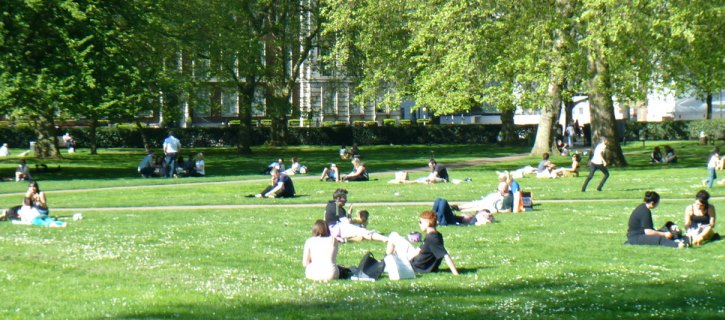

{"left": 0, "top": 181, "right": 65, "bottom": 227}
{"left": 138, "top": 151, "right": 205, "bottom": 178}
{"left": 320, "top": 156, "right": 369, "bottom": 182}
{"left": 302, "top": 188, "right": 460, "bottom": 281}
{"left": 627, "top": 190, "right": 718, "bottom": 248}
{"left": 262, "top": 157, "right": 307, "bottom": 176}
{"left": 649, "top": 145, "right": 678, "bottom": 164}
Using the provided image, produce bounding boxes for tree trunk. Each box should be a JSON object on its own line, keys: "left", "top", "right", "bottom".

{"left": 499, "top": 108, "right": 517, "bottom": 144}
{"left": 531, "top": 79, "right": 563, "bottom": 156}
{"left": 135, "top": 121, "right": 151, "bottom": 152}
{"left": 237, "top": 82, "right": 255, "bottom": 154}
{"left": 588, "top": 48, "right": 627, "bottom": 166}
{"left": 706, "top": 93, "right": 712, "bottom": 119}
{"left": 89, "top": 119, "right": 98, "bottom": 155}
{"left": 33, "top": 115, "right": 61, "bottom": 159}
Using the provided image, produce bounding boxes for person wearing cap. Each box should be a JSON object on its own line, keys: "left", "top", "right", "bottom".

{"left": 320, "top": 163, "right": 340, "bottom": 182}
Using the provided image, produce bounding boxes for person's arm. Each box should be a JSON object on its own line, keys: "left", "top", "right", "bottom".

{"left": 444, "top": 254, "right": 459, "bottom": 276}
{"left": 302, "top": 241, "right": 311, "bottom": 267}
{"left": 264, "top": 181, "right": 284, "bottom": 198}
{"left": 684, "top": 206, "right": 693, "bottom": 229}
{"left": 644, "top": 228, "right": 672, "bottom": 239}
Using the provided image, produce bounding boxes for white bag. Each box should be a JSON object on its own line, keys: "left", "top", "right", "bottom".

{"left": 384, "top": 254, "right": 416, "bottom": 280}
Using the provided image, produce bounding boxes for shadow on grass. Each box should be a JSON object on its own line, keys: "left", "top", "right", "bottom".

{"left": 112, "top": 277, "right": 725, "bottom": 319}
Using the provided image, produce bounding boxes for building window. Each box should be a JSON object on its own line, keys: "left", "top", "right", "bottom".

{"left": 322, "top": 85, "right": 337, "bottom": 115}
{"left": 222, "top": 90, "right": 238, "bottom": 117}
{"left": 194, "top": 89, "right": 211, "bottom": 117}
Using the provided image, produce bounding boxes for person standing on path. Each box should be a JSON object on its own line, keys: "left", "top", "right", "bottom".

{"left": 162, "top": 131, "right": 181, "bottom": 178}
{"left": 582, "top": 137, "right": 609, "bottom": 192}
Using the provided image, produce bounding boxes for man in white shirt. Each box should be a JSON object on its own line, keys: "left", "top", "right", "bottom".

{"left": 582, "top": 137, "right": 610, "bottom": 192}
{"left": 162, "top": 131, "right": 181, "bottom": 178}
{"left": 0, "top": 143, "right": 9, "bottom": 156}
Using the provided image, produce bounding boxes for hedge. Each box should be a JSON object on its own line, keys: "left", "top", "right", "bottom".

{"left": 1, "top": 120, "right": 719, "bottom": 149}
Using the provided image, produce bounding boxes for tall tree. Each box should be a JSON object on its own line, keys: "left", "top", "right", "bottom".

{"left": 661, "top": 0, "right": 725, "bottom": 119}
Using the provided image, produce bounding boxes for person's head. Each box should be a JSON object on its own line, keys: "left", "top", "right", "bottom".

{"left": 428, "top": 159, "right": 437, "bottom": 168}
{"left": 497, "top": 181, "right": 508, "bottom": 195}
{"left": 270, "top": 168, "right": 280, "bottom": 178}
{"left": 572, "top": 152, "right": 581, "bottom": 162}
{"left": 654, "top": 146, "right": 661, "bottom": 152}
{"left": 330, "top": 163, "right": 337, "bottom": 170}
{"left": 643, "top": 191, "right": 660, "bottom": 208}
{"left": 600, "top": 137, "right": 609, "bottom": 145}
{"left": 497, "top": 171, "right": 512, "bottom": 184}
{"left": 277, "top": 158, "right": 284, "bottom": 164}
{"left": 419, "top": 210, "right": 437, "bottom": 230}
{"left": 695, "top": 190, "right": 710, "bottom": 211}
{"left": 664, "top": 145, "right": 673, "bottom": 152}
{"left": 196, "top": 152, "right": 204, "bottom": 160}
{"left": 333, "top": 188, "right": 348, "bottom": 205}
{"left": 542, "top": 153, "right": 550, "bottom": 160}
{"left": 23, "top": 197, "right": 32, "bottom": 207}
{"left": 351, "top": 157, "right": 360, "bottom": 167}
{"left": 2, "top": 143, "right": 7, "bottom": 147}
{"left": 168, "top": 130, "right": 175, "bottom": 137}
{"left": 20, "top": 159, "right": 26, "bottom": 165}
{"left": 28, "top": 181, "right": 40, "bottom": 193}
{"left": 311, "top": 219, "right": 330, "bottom": 237}
{"left": 291, "top": 156, "right": 298, "bottom": 163}
{"left": 712, "top": 147, "right": 720, "bottom": 155}
{"left": 341, "top": 145, "right": 346, "bottom": 149}
{"left": 357, "top": 210, "right": 369, "bottom": 225}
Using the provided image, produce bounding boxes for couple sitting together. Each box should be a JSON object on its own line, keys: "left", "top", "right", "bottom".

{"left": 302, "top": 189, "right": 460, "bottom": 281}
{"left": 1, "top": 181, "right": 65, "bottom": 228}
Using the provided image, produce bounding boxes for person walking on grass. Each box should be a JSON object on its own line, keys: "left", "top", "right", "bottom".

{"left": 582, "top": 137, "right": 609, "bottom": 192}
{"left": 706, "top": 147, "right": 720, "bottom": 189}
{"left": 162, "top": 131, "right": 181, "bottom": 178}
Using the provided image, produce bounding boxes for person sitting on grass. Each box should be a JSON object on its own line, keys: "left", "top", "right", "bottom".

{"left": 339, "top": 145, "right": 351, "bottom": 160}
{"left": 15, "top": 159, "right": 31, "bottom": 182}
{"left": 255, "top": 168, "right": 295, "bottom": 198}
{"left": 138, "top": 150, "right": 157, "bottom": 178}
{"left": 320, "top": 163, "right": 340, "bottom": 182}
{"left": 342, "top": 157, "right": 369, "bottom": 182}
{"left": 626, "top": 191, "right": 686, "bottom": 248}
{"left": 432, "top": 198, "right": 494, "bottom": 226}
{"left": 302, "top": 220, "right": 340, "bottom": 281}
{"left": 261, "top": 158, "right": 285, "bottom": 175}
{"left": 187, "top": 152, "right": 205, "bottom": 177}
{"left": 536, "top": 153, "right": 557, "bottom": 178}
{"left": 407, "top": 159, "right": 449, "bottom": 184}
{"left": 552, "top": 152, "right": 581, "bottom": 177}
{"left": 663, "top": 145, "right": 677, "bottom": 164}
{"left": 283, "top": 156, "right": 301, "bottom": 175}
{"left": 15, "top": 197, "right": 65, "bottom": 228}
{"left": 26, "top": 181, "right": 49, "bottom": 216}
{"left": 385, "top": 210, "right": 459, "bottom": 275}
{"left": 650, "top": 146, "right": 663, "bottom": 163}
{"left": 684, "top": 190, "right": 719, "bottom": 246}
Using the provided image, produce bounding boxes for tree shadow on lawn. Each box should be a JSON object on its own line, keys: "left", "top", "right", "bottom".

{"left": 112, "top": 277, "right": 725, "bottom": 319}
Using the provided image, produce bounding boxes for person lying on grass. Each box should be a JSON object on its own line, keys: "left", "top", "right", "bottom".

{"left": 324, "top": 189, "right": 386, "bottom": 242}
{"left": 432, "top": 198, "right": 494, "bottom": 226}
{"left": 14, "top": 197, "right": 65, "bottom": 228}
{"left": 454, "top": 181, "right": 513, "bottom": 214}
{"left": 385, "top": 210, "right": 459, "bottom": 275}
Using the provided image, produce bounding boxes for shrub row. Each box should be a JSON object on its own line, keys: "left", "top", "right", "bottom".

{"left": 1, "top": 120, "right": 720, "bottom": 149}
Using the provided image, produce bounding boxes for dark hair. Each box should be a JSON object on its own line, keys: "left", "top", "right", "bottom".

{"left": 573, "top": 153, "right": 581, "bottom": 162}
{"left": 333, "top": 188, "right": 348, "bottom": 200}
{"left": 311, "top": 220, "right": 330, "bottom": 237}
{"left": 712, "top": 147, "right": 720, "bottom": 155}
{"left": 358, "top": 210, "right": 369, "bottom": 225}
{"left": 419, "top": 210, "right": 437, "bottom": 227}
{"left": 29, "top": 181, "right": 40, "bottom": 192}
{"left": 291, "top": 156, "right": 298, "bottom": 162}
{"left": 429, "top": 159, "right": 437, "bottom": 165}
{"left": 542, "top": 153, "right": 550, "bottom": 160}
{"left": 643, "top": 191, "right": 660, "bottom": 204}
{"left": 695, "top": 190, "right": 710, "bottom": 211}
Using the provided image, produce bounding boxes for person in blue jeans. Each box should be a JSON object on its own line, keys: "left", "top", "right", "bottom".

{"left": 706, "top": 147, "right": 720, "bottom": 189}
{"left": 432, "top": 198, "right": 476, "bottom": 226}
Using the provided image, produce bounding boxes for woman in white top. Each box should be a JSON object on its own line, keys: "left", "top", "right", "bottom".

{"left": 302, "top": 220, "right": 339, "bottom": 281}
{"left": 193, "top": 152, "right": 205, "bottom": 176}
{"left": 581, "top": 137, "right": 609, "bottom": 192}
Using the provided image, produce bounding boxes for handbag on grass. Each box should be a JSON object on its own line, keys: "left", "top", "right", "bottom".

{"left": 351, "top": 252, "right": 385, "bottom": 281}
{"left": 383, "top": 254, "right": 415, "bottom": 280}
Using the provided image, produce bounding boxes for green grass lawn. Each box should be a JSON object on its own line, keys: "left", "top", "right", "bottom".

{"left": 0, "top": 141, "right": 723, "bottom": 319}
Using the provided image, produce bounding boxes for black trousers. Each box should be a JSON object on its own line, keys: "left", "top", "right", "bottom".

{"left": 581, "top": 162, "right": 609, "bottom": 191}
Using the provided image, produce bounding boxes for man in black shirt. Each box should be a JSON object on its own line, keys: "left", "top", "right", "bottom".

{"left": 386, "top": 210, "right": 459, "bottom": 275}
{"left": 256, "top": 168, "right": 295, "bottom": 198}
{"left": 324, "top": 188, "right": 348, "bottom": 227}
{"left": 626, "top": 191, "right": 683, "bottom": 248}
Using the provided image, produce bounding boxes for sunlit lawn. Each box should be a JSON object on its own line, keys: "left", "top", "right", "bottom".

{"left": 0, "top": 140, "right": 723, "bottom": 319}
